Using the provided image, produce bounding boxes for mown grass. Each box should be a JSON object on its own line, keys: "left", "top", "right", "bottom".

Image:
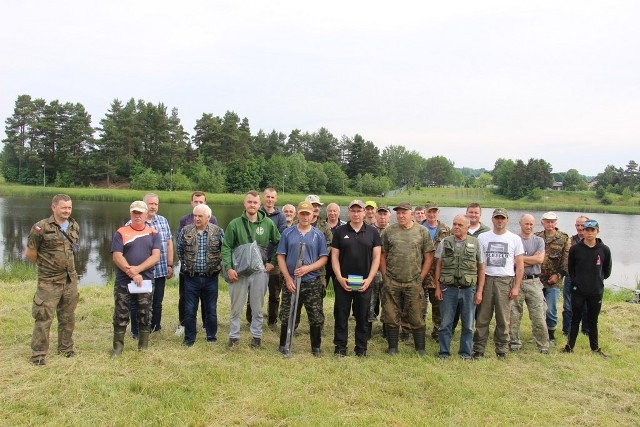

{"left": 1, "top": 183, "right": 638, "bottom": 215}
{"left": 1, "top": 279, "right": 639, "bottom": 426}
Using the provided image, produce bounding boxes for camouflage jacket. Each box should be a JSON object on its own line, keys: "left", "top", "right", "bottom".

{"left": 312, "top": 217, "right": 333, "bottom": 285}
{"left": 423, "top": 221, "right": 451, "bottom": 288}
{"left": 535, "top": 228, "right": 571, "bottom": 288}
{"left": 27, "top": 215, "right": 79, "bottom": 281}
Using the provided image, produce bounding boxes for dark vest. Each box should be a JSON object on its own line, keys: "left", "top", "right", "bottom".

{"left": 439, "top": 235, "right": 479, "bottom": 287}
{"left": 180, "top": 223, "right": 223, "bottom": 276}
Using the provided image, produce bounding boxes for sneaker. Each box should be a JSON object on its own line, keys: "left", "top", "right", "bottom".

{"left": 593, "top": 348, "right": 609, "bottom": 359}
{"left": 539, "top": 349, "right": 549, "bottom": 355}
{"left": 175, "top": 325, "right": 185, "bottom": 336}
{"left": 471, "top": 351, "right": 484, "bottom": 360}
{"left": 496, "top": 352, "right": 507, "bottom": 360}
{"left": 509, "top": 343, "right": 522, "bottom": 351}
{"left": 250, "top": 337, "right": 261, "bottom": 349}
{"left": 562, "top": 345, "right": 573, "bottom": 353}
{"left": 228, "top": 338, "right": 239, "bottom": 348}
{"left": 460, "top": 355, "right": 472, "bottom": 361}
{"left": 438, "top": 354, "right": 450, "bottom": 360}
{"left": 32, "top": 358, "right": 46, "bottom": 366}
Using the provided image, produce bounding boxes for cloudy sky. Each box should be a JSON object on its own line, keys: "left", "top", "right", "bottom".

{"left": 2, "top": 1, "right": 638, "bottom": 176}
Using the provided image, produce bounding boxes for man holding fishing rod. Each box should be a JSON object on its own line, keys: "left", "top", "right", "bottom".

{"left": 276, "top": 201, "right": 328, "bottom": 357}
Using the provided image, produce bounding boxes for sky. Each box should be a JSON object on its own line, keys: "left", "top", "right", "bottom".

{"left": 1, "top": 0, "right": 639, "bottom": 176}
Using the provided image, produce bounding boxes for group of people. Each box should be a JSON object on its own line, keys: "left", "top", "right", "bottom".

{"left": 24, "top": 192, "right": 612, "bottom": 364}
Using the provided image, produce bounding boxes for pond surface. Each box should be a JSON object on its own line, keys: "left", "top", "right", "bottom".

{"left": 0, "top": 197, "right": 637, "bottom": 289}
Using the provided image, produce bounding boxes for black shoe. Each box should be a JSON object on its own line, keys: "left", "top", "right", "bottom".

{"left": 593, "top": 348, "right": 609, "bottom": 359}
{"left": 311, "top": 347, "right": 322, "bottom": 357}
{"left": 386, "top": 348, "right": 398, "bottom": 355}
{"left": 562, "top": 345, "right": 573, "bottom": 353}
{"left": 250, "top": 337, "right": 261, "bottom": 349}
{"left": 32, "top": 358, "right": 46, "bottom": 366}
{"left": 471, "top": 351, "right": 484, "bottom": 360}
{"left": 278, "top": 346, "right": 287, "bottom": 355}
{"left": 438, "top": 354, "right": 450, "bottom": 360}
{"left": 334, "top": 348, "right": 347, "bottom": 357}
{"left": 182, "top": 341, "right": 194, "bottom": 347}
{"left": 355, "top": 351, "right": 367, "bottom": 357}
{"left": 228, "top": 338, "right": 239, "bottom": 348}
{"left": 496, "top": 352, "right": 506, "bottom": 360}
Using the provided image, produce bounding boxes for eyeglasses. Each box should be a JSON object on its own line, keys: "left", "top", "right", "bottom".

{"left": 583, "top": 220, "right": 599, "bottom": 229}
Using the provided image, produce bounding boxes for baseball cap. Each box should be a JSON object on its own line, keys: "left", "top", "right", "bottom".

{"left": 583, "top": 219, "right": 599, "bottom": 229}
{"left": 393, "top": 202, "right": 412, "bottom": 211}
{"left": 297, "top": 201, "right": 314, "bottom": 214}
{"left": 541, "top": 212, "right": 558, "bottom": 220}
{"left": 425, "top": 201, "right": 439, "bottom": 211}
{"left": 364, "top": 200, "right": 377, "bottom": 208}
{"left": 305, "top": 195, "right": 323, "bottom": 206}
{"left": 130, "top": 201, "right": 148, "bottom": 213}
{"left": 377, "top": 205, "right": 391, "bottom": 213}
{"left": 492, "top": 208, "right": 508, "bottom": 218}
{"left": 348, "top": 199, "right": 365, "bottom": 209}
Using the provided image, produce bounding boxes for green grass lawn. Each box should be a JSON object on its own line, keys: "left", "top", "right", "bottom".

{"left": 1, "top": 279, "right": 639, "bottom": 426}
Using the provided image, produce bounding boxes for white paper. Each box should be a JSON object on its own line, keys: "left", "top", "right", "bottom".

{"left": 128, "top": 280, "right": 153, "bottom": 294}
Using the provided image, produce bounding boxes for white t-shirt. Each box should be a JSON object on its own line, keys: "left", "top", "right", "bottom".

{"left": 478, "top": 230, "right": 524, "bottom": 277}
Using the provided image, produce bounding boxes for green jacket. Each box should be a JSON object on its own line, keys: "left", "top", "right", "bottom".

{"left": 222, "top": 210, "right": 280, "bottom": 270}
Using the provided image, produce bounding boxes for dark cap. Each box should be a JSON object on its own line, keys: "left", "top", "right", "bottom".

{"left": 393, "top": 202, "right": 413, "bottom": 211}
{"left": 348, "top": 199, "right": 365, "bottom": 209}
{"left": 492, "top": 208, "right": 508, "bottom": 218}
{"left": 425, "top": 201, "right": 439, "bottom": 211}
{"left": 377, "top": 205, "right": 391, "bottom": 213}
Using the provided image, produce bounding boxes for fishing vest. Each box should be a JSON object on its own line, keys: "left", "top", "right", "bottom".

{"left": 180, "top": 223, "right": 223, "bottom": 276}
{"left": 439, "top": 235, "right": 479, "bottom": 287}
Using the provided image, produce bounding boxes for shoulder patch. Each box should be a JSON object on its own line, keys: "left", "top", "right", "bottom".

{"left": 34, "top": 225, "right": 41, "bottom": 232}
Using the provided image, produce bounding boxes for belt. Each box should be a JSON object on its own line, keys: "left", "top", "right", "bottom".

{"left": 523, "top": 274, "right": 540, "bottom": 280}
{"left": 190, "top": 272, "right": 216, "bottom": 278}
{"left": 445, "top": 284, "right": 471, "bottom": 289}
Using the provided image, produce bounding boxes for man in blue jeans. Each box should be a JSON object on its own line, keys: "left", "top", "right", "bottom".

{"left": 176, "top": 204, "right": 224, "bottom": 346}
{"left": 434, "top": 214, "right": 485, "bottom": 360}
{"left": 535, "top": 212, "right": 571, "bottom": 345}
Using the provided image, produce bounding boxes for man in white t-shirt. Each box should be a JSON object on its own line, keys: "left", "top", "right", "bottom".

{"left": 472, "top": 208, "right": 524, "bottom": 359}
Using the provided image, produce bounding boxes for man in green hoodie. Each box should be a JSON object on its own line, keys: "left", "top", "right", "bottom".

{"left": 222, "top": 190, "right": 280, "bottom": 349}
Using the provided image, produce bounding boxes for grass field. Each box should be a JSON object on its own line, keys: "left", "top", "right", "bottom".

{"left": 1, "top": 278, "right": 639, "bottom": 426}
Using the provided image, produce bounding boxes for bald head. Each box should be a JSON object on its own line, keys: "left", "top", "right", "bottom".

{"left": 519, "top": 213, "right": 535, "bottom": 236}
{"left": 451, "top": 214, "right": 470, "bottom": 238}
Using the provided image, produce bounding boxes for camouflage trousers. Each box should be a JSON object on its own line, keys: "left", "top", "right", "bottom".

{"left": 420, "top": 275, "right": 441, "bottom": 336}
{"left": 31, "top": 274, "right": 79, "bottom": 361}
{"left": 113, "top": 281, "right": 152, "bottom": 330}
{"left": 382, "top": 274, "right": 426, "bottom": 332}
{"left": 368, "top": 271, "right": 384, "bottom": 323}
{"left": 509, "top": 278, "right": 550, "bottom": 351}
{"left": 279, "top": 277, "right": 325, "bottom": 328}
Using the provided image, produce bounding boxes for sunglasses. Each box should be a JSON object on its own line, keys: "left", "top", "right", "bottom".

{"left": 583, "top": 220, "right": 599, "bottom": 229}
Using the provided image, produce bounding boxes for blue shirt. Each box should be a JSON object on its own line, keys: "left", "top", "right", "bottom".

{"left": 277, "top": 226, "right": 328, "bottom": 281}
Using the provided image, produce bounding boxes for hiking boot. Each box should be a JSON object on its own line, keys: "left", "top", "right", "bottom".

{"left": 250, "top": 337, "right": 261, "bottom": 349}
{"left": 593, "top": 348, "right": 609, "bottom": 359}
{"left": 334, "top": 348, "right": 347, "bottom": 357}
{"left": 228, "top": 338, "right": 239, "bottom": 348}
{"left": 60, "top": 350, "right": 75, "bottom": 358}
{"left": 32, "top": 358, "right": 46, "bottom": 366}
{"left": 509, "top": 343, "right": 522, "bottom": 351}
{"left": 496, "top": 352, "right": 507, "bottom": 360}
{"left": 471, "top": 351, "right": 484, "bottom": 360}
{"left": 539, "top": 349, "right": 549, "bottom": 355}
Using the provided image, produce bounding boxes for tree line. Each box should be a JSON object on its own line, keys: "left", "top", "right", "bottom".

{"left": 1, "top": 94, "right": 637, "bottom": 199}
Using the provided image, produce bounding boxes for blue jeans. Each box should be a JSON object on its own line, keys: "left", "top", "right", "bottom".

{"left": 438, "top": 285, "right": 476, "bottom": 358}
{"left": 184, "top": 274, "right": 219, "bottom": 345}
{"left": 562, "top": 277, "right": 589, "bottom": 334}
{"left": 542, "top": 287, "right": 560, "bottom": 331}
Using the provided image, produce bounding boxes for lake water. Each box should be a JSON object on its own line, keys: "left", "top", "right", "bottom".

{"left": 0, "top": 197, "right": 637, "bottom": 289}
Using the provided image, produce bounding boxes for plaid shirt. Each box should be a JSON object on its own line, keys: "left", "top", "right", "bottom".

{"left": 148, "top": 214, "right": 172, "bottom": 278}
{"left": 194, "top": 229, "right": 209, "bottom": 274}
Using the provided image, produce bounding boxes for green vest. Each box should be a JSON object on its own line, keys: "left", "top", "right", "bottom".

{"left": 180, "top": 223, "right": 223, "bottom": 276}
{"left": 439, "top": 235, "right": 479, "bottom": 287}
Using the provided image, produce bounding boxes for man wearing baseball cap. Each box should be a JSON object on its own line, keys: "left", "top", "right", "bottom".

{"left": 364, "top": 201, "right": 377, "bottom": 225}
{"left": 110, "top": 201, "right": 161, "bottom": 356}
{"left": 472, "top": 208, "right": 524, "bottom": 359}
{"left": 535, "top": 211, "right": 571, "bottom": 345}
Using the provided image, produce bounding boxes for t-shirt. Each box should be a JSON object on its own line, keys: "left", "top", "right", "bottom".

{"left": 331, "top": 222, "right": 381, "bottom": 278}
{"left": 478, "top": 230, "right": 524, "bottom": 277}
{"left": 111, "top": 225, "right": 162, "bottom": 283}
{"left": 277, "top": 226, "right": 328, "bottom": 281}
{"left": 520, "top": 234, "right": 544, "bottom": 276}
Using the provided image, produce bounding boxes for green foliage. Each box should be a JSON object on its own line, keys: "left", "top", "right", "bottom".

{"left": 492, "top": 158, "right": 553, "bottom": 200}
{"left": 352, "top": 173, "right": 390, "bottom": 196}
{"left": 528, "top": 188, "right": 543, "bottom": 201}
{"left": 305, "top": 161, "right": 329, "bottom": 194}
{"left": 322, "top": 162, "right": 349, "bottom": 195}
{"left": 595, "top": 186, "right": 606, "bottom": 199}
{"left": 601, "top": 195, "right": 613, "bottom": 205}
{"left": 563, "top": 168, "right": 588, "bottom": 191}
{"left": 424, "top": 155, "right": 457, "bottom": 186}
{"left": 130, "top": 168, "right": 160, "bottom": 190}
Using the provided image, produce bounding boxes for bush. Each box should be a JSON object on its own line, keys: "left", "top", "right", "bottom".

{"left": 601, "top": 195, "right": 613, "bottom": 205}
{"left": 130, "top": 168, "right": 160, "bottom": 190}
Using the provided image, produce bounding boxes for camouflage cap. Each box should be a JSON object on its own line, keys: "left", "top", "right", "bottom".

{"left": 541, "top": 211, "right": 558, "bottom": 220}
{"left": 297, "top": 201, "right": 314, "bottom": 214}
{"left": 393, "top": 202, "right": 413, "bottom": 211}
{"left": 348, "top": 199, "right": 365, "bottom": 209}
{"left": 364, "top": 200, "right": 377, "bottom": 208}
{"left": 305, "top": 194, "right": 323, "bottom": 206}
{"left": 377, "top": 205, "right": 391, "bottom": 213}
{"left": 425, "top": 201, "right": 439, "bottom": 211}
{"left": 492, "top": 208, "right": 508, "bottom": 218}
{"left": 130, "top": 200, "right": 148, "bottom": 213}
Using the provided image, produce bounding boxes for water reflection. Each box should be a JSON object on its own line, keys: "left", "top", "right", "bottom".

{"left": 0, "top": 197, "right": 637, "bottom": 289}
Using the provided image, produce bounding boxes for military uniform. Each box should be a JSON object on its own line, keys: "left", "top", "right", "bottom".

{"left": 27, "top": 216, "right": 80, "bottom": 363}
{"left": 535, "top": 228, "right": 571, "bottom": 336}
{"left": 421, "top": 220, "right": 451, "bottom": 338}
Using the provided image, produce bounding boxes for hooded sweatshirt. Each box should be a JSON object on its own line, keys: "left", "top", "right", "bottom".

{"left": 222, "top": 210, "right": 281, "bottom": 269}
{"left": 568, "top": 238, "right": 612, "bottom": 296}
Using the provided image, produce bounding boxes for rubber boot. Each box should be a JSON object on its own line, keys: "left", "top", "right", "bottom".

{"left": 413, "top": 330, "right": 426, "bottom": 357}
{"left": 310, "top": 325, "right": 322, "bottom": 357}
{"left": 138, "top": 327, "right": 150, "bottom": 351}
{"left": 278, "top": 323, "right": 288, "bottom": 355}
{"left": 111, "top": 326, "right": 126, "bottom": 357}
{"left": 386, "top": 326, "right": 399, "bottom": 355}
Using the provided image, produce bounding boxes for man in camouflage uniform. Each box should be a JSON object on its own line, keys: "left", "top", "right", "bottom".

{"left": 380, "top": 202, "right": 435, "bottom": 356}
{"left": 535, "top": 211, "right": 571, "bottom": 345}
{"left": 369, "top": 206, "right": 391, "bottom": 337}
{"left": 420, "top": 201, "right": 451, "bottom": 340}
{"left": 111, "top": 201, "right": 161, "bottom": 356}
{"left": 25, "top": 194, "right": 80, "bottom": 366}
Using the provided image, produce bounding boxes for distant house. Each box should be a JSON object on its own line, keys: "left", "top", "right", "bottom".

{"left": 552, "top": 182, "right": 564, "bottom": 191}
{"left": 588, "top": 179, "right": 598, "bottom": 188}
